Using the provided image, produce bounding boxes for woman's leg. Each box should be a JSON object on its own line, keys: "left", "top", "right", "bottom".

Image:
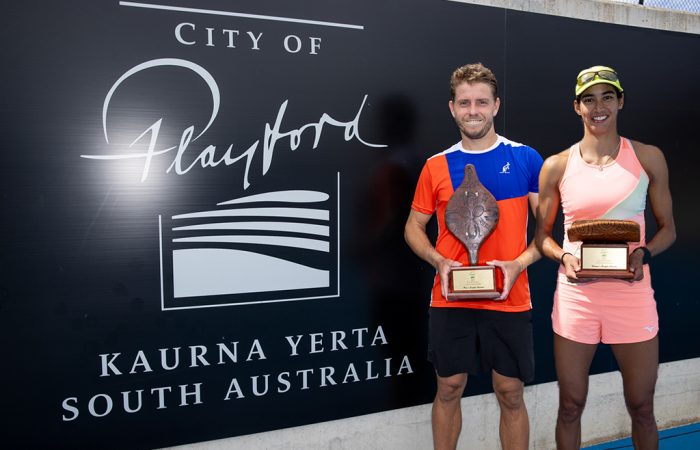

{"left": 554, "top": 333, "right": 598, "bottom": 450}
{"left": 611, "top": 336, "right": 659, "bottom": 450}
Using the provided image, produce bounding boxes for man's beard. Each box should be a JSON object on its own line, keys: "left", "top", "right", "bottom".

{"left": 457, "top": 116, "right": 493, "bottom": 140}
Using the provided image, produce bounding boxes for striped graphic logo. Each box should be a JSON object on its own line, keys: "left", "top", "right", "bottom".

{"left": 159, "top": 174, "right": 340, "bottom": 310}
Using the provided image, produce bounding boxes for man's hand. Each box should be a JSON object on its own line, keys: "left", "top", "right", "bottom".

{"left": 487, "top": 259, "right": 523, "bottom": 300}
{"left": 438, "top": 258, "right": 463, "bottom": 297}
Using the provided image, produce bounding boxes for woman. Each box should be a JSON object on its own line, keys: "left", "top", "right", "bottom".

{"left": 536, "top": 66, "right": 676, "bottom": 449}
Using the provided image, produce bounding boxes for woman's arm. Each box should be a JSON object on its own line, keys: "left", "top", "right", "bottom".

{"left": 630, "top": 142, "right": 676, "bottom": 267}
{"left": 535, "top": 150, "right": 580, "bottom": 279}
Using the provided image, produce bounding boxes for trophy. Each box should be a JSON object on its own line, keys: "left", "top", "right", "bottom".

{"left": 567, "top": 219, "right": 640, "bottom": 279}
{"left": 444, "top": 164, "right": 501, "bottom": 300}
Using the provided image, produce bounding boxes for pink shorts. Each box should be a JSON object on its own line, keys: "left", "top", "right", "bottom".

{"left": 552, "top": 268, "right": 658, "bottom": 344}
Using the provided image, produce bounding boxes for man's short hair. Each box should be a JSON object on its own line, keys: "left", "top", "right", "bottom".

{"left": 450, "top": 63, "right": 498, "bottom": 100}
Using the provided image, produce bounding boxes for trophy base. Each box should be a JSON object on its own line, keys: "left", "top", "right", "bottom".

{"left": 576, "top": 269, "right": 635, "bottom": 279}
{"left": 446, "top": 265, "right": 501, "bottom": 301}
{"left": 577, "top": 243, "right": 633, "bottom": 279}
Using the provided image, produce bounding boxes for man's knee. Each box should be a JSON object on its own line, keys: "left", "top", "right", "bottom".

{"left": 436, "top": 373, "right": 467, "bottom": 403}
{"left": 493, "top": 374, "right": 525, "bottom": 412}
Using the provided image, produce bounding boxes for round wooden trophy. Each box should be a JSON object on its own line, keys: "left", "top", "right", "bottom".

{"left": 567, "top": 219, "right": 640, "bottom": 279}
{"left": 444, "top": 164, "right": 500, "bottom": 300}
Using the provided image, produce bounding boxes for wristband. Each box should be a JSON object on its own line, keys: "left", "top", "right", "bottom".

{"left": 634, "top": 246, "right": 652, "bottom": 265}
{"left": 560, "top": 252, "right": 573, "bottom": 266}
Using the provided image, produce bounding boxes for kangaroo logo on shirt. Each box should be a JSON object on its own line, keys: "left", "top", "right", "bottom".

{"left": 500, "top": 162, "right": 511, "bottom": 174}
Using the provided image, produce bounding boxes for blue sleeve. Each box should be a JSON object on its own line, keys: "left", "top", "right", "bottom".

{"left": 527, "top": 147, "right": 544, "bottom": 193}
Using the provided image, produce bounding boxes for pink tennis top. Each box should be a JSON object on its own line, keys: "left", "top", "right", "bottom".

{"left": 555, "top": 137, "right": 655, "bottom": 304}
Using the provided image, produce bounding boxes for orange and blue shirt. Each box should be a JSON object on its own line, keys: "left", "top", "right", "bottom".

{"left": 411, "top": 135, "right": 543, "bottom": 311}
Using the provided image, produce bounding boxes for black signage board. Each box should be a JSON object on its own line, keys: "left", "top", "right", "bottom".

{"left": 1, "top": 1, "right": 698, "bottom": 448}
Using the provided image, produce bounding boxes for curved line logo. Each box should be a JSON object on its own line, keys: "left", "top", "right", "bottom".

{"left": 160, "top": 174, "right": 340, "bottom": 310}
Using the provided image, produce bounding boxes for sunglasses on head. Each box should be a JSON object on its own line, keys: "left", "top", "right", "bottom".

{"left": 577, "top": 69, "right": 619, "bottom": 86}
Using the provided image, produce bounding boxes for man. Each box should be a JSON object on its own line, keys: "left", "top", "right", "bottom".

{"left": 404, "top": 63, "right": 542, "bottom": 450}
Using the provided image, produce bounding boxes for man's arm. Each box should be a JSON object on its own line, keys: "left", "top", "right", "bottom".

{"left": 522, "top": 191, "right": 543, "bottom": 271}
{"left": 404, "top": 209, "right": 461, "bottom": 297}
{"left": 486, "top": 192, "right": 542, "bottom": 300}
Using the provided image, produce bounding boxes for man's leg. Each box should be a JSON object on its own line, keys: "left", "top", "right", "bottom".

{"left": 611, "top": 336, "right": 659, "bottom": 450}
{"left": 433, "top": 372, "right": 468, "bottom": 450}
{"left": 554, "top": 333, "right": 598, "bottom": 450}
{"left": 492, "top": 370, "right": 528, "bottom": 450}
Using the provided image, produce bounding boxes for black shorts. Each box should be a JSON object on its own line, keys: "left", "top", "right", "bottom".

{"left": 428, "top": 307, "right": 535, "bottom": 383}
